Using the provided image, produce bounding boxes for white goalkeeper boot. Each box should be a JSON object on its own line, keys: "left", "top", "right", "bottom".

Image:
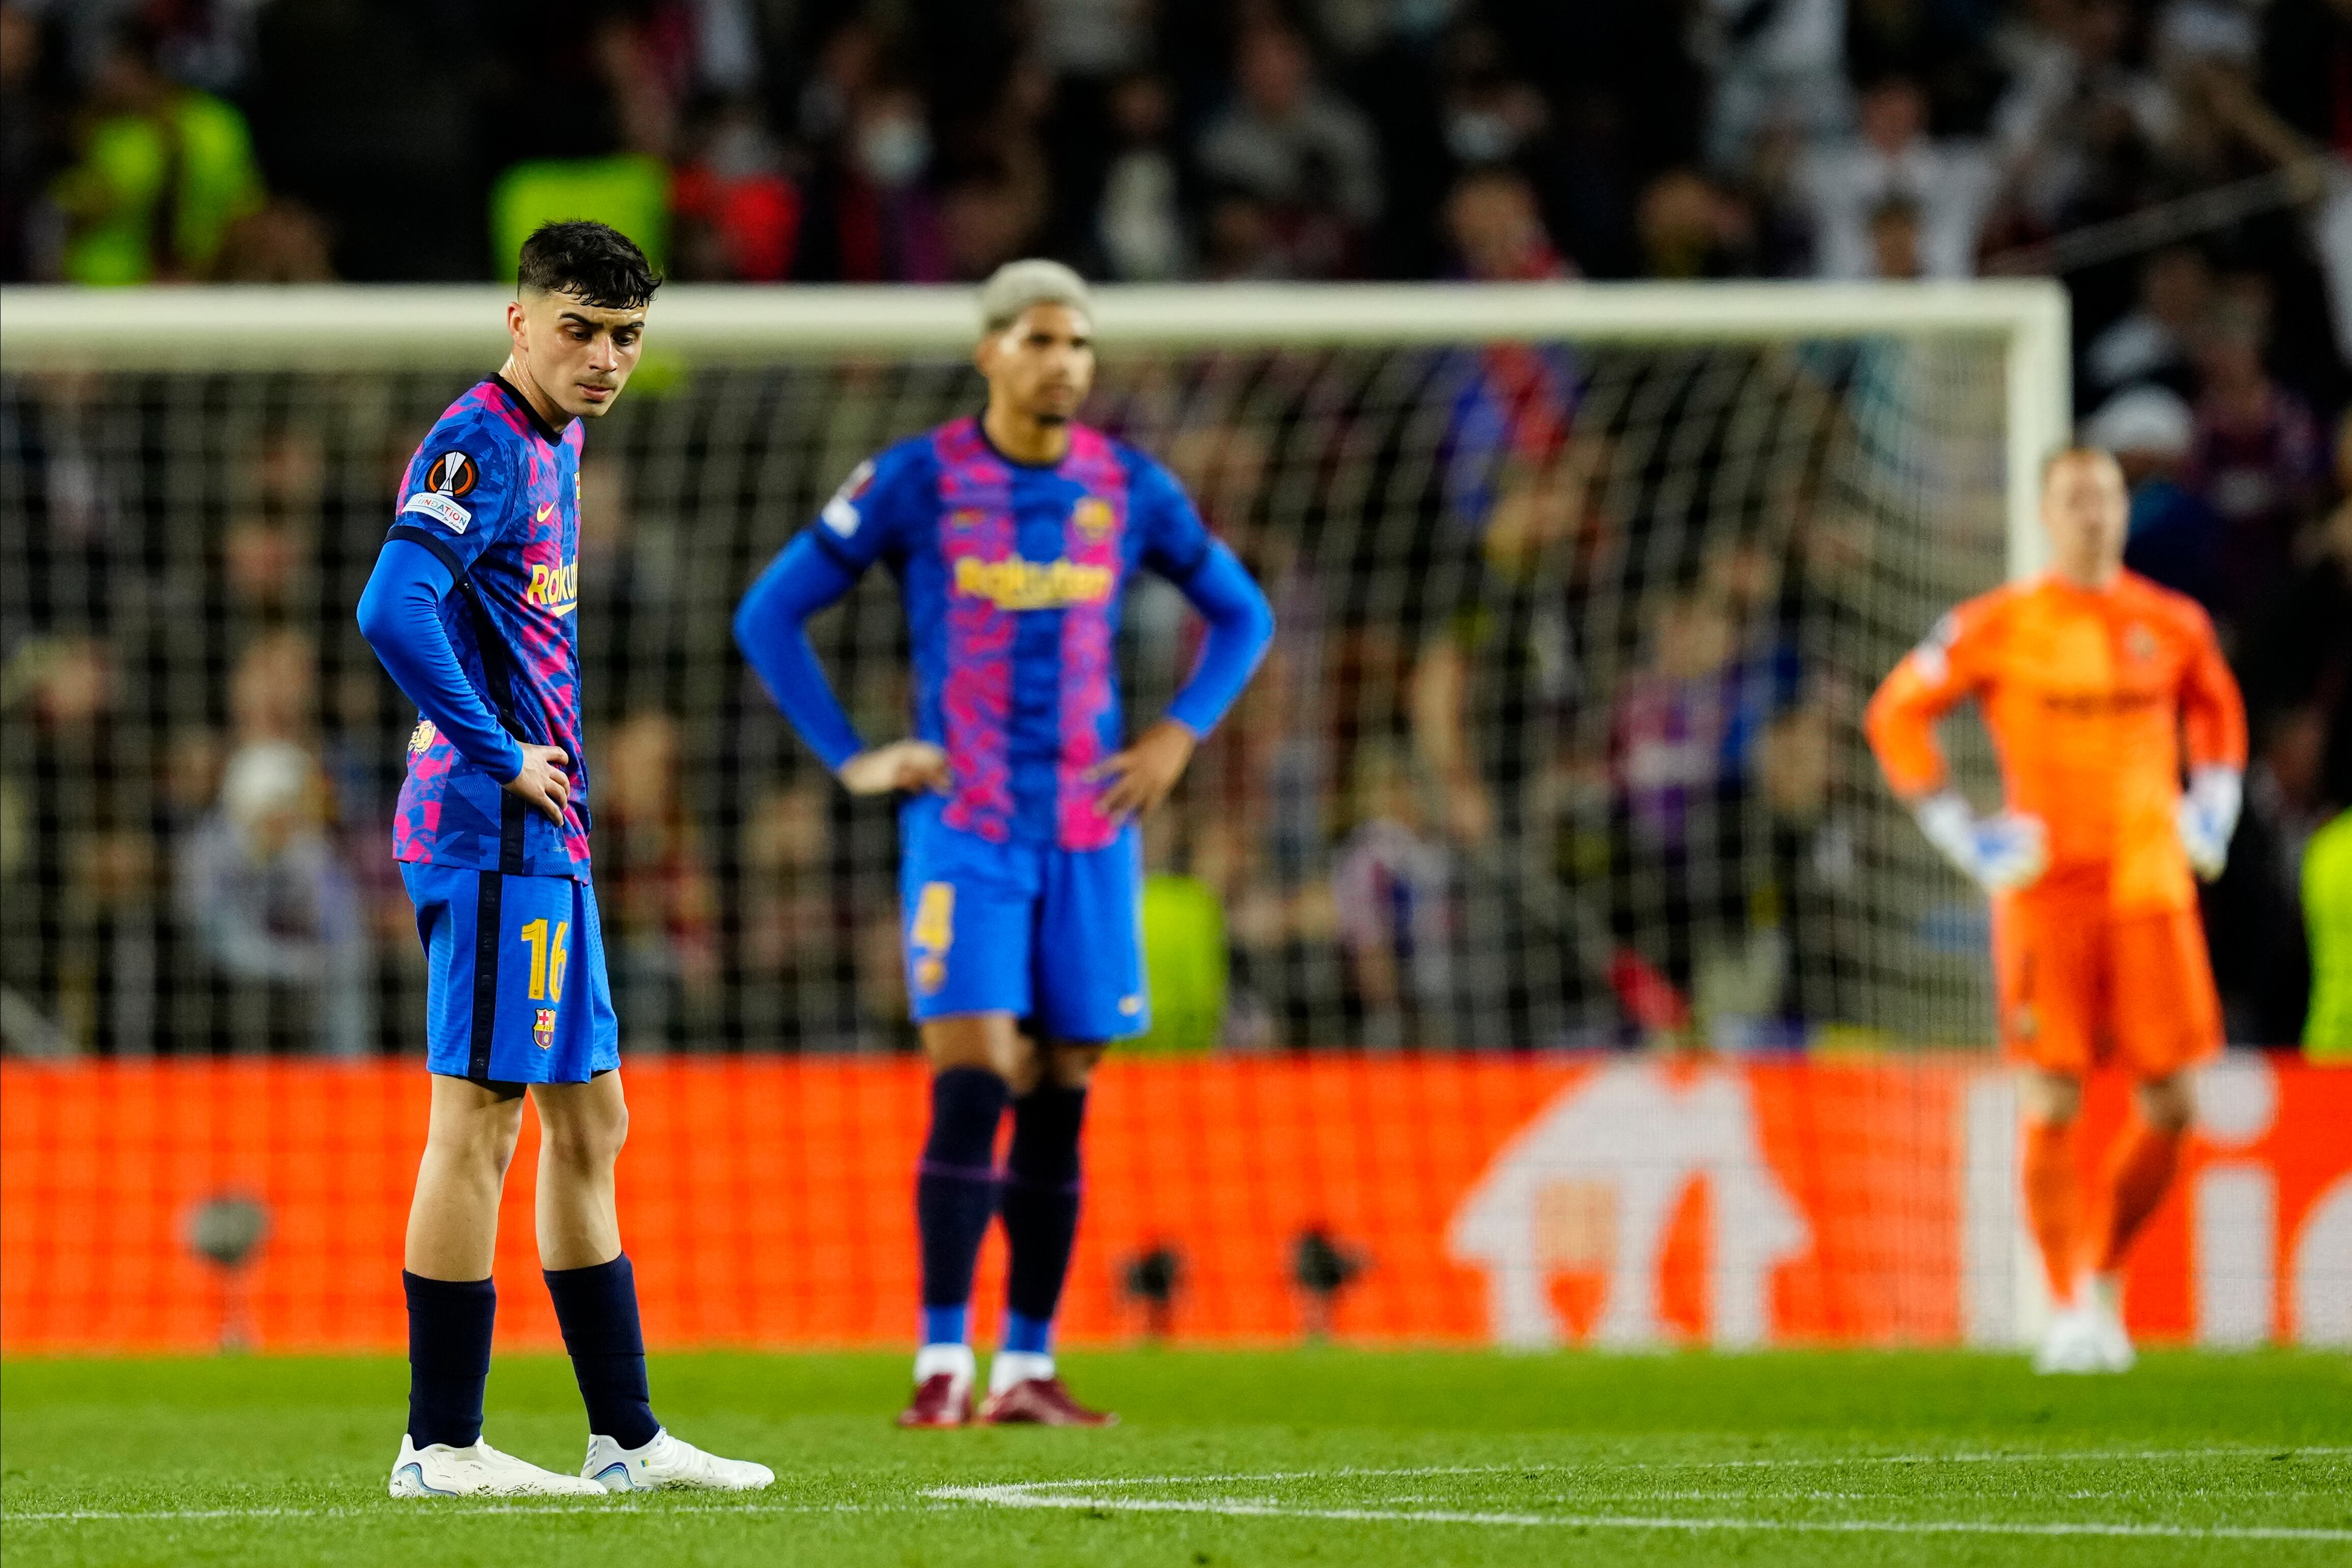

{"left": 389, "top": 1435, "right": 609, "bottom": 1498}
{"left": 2033, "top": 1302, "right": 2104, "bottom": 1374}
{"left": 2084, "top": 1274, "right": 2137, "bottom": 1373}
{"left": 584, "top": 1427, "right": 775, "bottom": 1492}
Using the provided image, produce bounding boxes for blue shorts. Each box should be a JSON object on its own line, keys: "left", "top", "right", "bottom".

{"left": 401, "top": 862, "right": 620, "bottom": 1085}
{"left": 899, "top": 795, "right": 1148, "bottom": 1041}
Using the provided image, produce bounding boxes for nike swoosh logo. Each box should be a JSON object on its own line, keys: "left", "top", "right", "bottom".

{"left": 537, "top": 503, "right": 555, "bottom": 521}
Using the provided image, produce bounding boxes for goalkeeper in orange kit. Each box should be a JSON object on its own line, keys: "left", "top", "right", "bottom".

{"left": 1865, "top": 447, "right": 2247, "bottom": 1374}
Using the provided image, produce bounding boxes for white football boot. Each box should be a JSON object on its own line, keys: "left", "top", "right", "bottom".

{"left": 583, "top": 1428, "right": 775, "bottom": 1492}
{"left": 2084, "top": 1274, "right": 2137, "bottom": 1372}
{"left": 2033, "top": 1298, "right": 2108, "bottom": 1375}
{"left": 389, "top": 1435, "right": 610, "bottom": 1498}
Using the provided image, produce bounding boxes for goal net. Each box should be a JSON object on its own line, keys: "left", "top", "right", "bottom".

{"left": 0, "top": 282, "right": 2067, "bottom": 1059}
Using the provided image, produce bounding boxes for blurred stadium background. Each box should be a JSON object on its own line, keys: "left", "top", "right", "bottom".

{"left": 1, "top": 0, "right": 2348, "bottom": 1359}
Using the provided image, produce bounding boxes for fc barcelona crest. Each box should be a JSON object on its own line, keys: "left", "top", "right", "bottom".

{"left": 1072, "top": 496, "right": 1115, "bottom": 540}
{"left": 534, "top": 1008, "right": 557, "bottom": 1050}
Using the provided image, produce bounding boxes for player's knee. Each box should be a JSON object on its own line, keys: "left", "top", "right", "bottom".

{"left": 428, "top": 1120, "right": 521, "bottom": 1184}
{"left": 2020, "top": 1069, "right": 2081, "bottom": 1127}
{"left": 424, "top": 1089, "right": 525, "bottom": 1170}
{"left": 2137, "top": 1073, "right": 2194, "bottom": 1133}
{"left": 543, "top": 1105, "right": 628, "bottom": 1174}
{"left": 1047, "top": 1041, "right": 1106, "bottom": 1089}
{"left": 922, "top": 1015, "right": 1025, "bottom": 1083}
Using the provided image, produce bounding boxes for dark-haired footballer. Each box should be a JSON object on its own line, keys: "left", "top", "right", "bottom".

{"left": 357, "top": 222, "right": 769, "bottom": 1497}
{"left": 734, "top": 260, "right": 1275, "bottom": 1427}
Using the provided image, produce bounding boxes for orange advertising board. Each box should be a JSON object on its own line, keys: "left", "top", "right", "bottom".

{"left": 2, "top": 1056, "right": 2345, "bottom": 1354}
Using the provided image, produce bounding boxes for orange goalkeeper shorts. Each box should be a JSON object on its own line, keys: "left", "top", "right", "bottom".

{"left": 1991, "top": 867, "right": 2223, "bottom": 1080}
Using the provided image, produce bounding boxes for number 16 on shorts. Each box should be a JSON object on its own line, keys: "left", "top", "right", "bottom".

{"left": 520, "top": 916, "right": 569, "bottom": 1048}
{"left": 400, "top": 863, "right": 622, "bottom": 1085}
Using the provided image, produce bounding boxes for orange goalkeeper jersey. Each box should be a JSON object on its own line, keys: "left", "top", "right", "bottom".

{"left": 1864, "top": 571, "right": 2247, "bottom": 915}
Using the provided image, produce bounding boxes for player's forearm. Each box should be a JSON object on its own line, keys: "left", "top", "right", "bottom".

{"left": 1162, "top": 542, "right": 1274, "bottom": 738}
{"left": 356, "top": 539, "right": 524, "bottom": 782}
{"left": 732, "top": 531, "right": 868, "bottom": 772}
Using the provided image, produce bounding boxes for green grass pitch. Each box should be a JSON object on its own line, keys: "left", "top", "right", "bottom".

{"left": 3, "top": 1348, "right": 2347, "bottom": 1566}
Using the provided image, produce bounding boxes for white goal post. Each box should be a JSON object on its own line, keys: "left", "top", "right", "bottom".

{"left": 3, "top": 281, "right": 2070, "bottom": 577}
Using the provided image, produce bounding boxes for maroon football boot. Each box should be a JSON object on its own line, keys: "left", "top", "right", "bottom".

{"left": 975, "top": 1376, "right": 1118, "bottom": 1427}
{"left": 895, "top": 1371, "right": 974, "bottom": 1428}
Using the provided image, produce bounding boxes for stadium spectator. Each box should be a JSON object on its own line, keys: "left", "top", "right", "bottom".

{"left": 1195, "top": 21, "right": 1382, "bottom": 279}
{"left": 1607, "top": 583, "right": 1802, "bottom": 1016}
{"left": 2083, "top": 383, "right": 2227, "bottom": 612}
{"left": 594, "top": 710, "right": 719, "bottom": 1046}
{"left": 1332, "top": 740, "right": 1456, "bottom": 1047}
{"left": 671, "top": 97, "right": 800, "bottom": 282}
{"left": 177, "top": 740, "right": 370, "bottom": 1058}
{"left": 1799, "top": 73, "right": 1995, "bottom": 280}
{"left": 796, "top": 80, "right": 949, "bottom": 282}
{"left": 1843, "top": 0, "right": 2004, "bottom": 136}
{"left": 1447, "top": 165, "right": 1571, "bottom": 283}
{"left": 1092, "top": 72, "right": 1188, "bottom": 281}
{"left": 1991, "top": 0, "right": 2178, "bottom": 233}
{"left": 1698, "top": 0, "right": 1852, "bottom": 173}
{"left": 1200, "top": 192, "right": 1286, "bottom": 280}
{"left": 1635, "top": 168, "right": 1755, "bottom": 281}
{"left": 2086, "top": 246, "right": 2214, "bottom": 403}
{"left": 737, "top": 779, "right": 839, "bottom": 982}
{"left": 1865, "top": 194, "right": 1925, "bottom": 279}
{"left": 46, "top": 22, "right": 261, "bottom": 283}
{"left": 1, "top": 2, "right": 65, "bottom": 282}
{"left": 1436, "top": 26, "right": 1551, "bottom": 174}
{"left": 937, "top": 54, "right": 1054, "bottom": 282}
{"left": 222, "top": 426, "right": 327, "bottom": 620}
{"left": 229, "top": 631, "right": 317, "bottom": 746}
{"left": 2185, "top": 296, "right": 2327, "bottom": 620}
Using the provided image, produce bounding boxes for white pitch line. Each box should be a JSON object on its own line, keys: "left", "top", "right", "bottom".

{"left": 0, "top": 1501, "right": 881, "bottom": 1525}
{"left": 954, "top": 1445, "right": 2352, "bottom": 1493}
{"left": 928, "top": 1485, "right": 2352, "bottom": 1542}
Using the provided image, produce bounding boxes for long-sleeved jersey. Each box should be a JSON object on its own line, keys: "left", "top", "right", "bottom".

{"left": 364, "top": 375, "right": 591, "bottom": 877}
{"left": 736, "top": 416, "right": 1273, "bottom": 849}
{"left": 1863, "top": 570, "right": 2247, "bottom": 915}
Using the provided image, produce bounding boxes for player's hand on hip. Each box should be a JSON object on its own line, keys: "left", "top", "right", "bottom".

{"left": 2176, "top": 765, "right": 2242, "bottom": 880}
{"left": 503, "top": 744, "right": 571, "bottom": 824}
{"left": 1912, "top": 789, "right": 2047, "bottom": 892}
{"left": 838, "top": 740, "right": 952, "bottom": 796}
{"left": 1093, "top": 719, "right": 1197, "bottom": 819}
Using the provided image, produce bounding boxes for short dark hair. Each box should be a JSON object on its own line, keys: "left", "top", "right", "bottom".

{"left": 516, "top": 221, "right": 661, "bottom": 310}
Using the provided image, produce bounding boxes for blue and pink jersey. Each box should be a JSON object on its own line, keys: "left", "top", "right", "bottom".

{"left": 810, "top": 417, "right": 1218, "bottom": 849}
{"left": 388, "top": 376, "right": 591, "bottom": 876}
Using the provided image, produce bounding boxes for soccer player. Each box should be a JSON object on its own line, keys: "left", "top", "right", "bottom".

{"left": 733, "top": 260, "right": 1275, "bottom": 1425}
{"left": 1865, "top": 447, "right": 2247, "bottom": 1374}
{"left": 357, "top": 222, "right": 772, "bottom": 1494}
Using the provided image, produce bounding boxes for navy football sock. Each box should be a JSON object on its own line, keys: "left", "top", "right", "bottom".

{"left": 916, "top": 1067, "right": 1009, "bottom": 1341}
{"left": 544, "top": 1253, "right": 659, "bottom": 1448}
{"left": 1001, "top": 1082, "right": 1086, "bottom": 1336}
{"left": 404, "top": 1272, "right": 495, "bottom": 1449}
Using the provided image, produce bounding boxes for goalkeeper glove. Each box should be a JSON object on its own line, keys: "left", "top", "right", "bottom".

{"left": 1913, "top": 789, "right": 2048, "bottom": 893}
{"left": 2176, "top": 765, "right": 2242, "bottom": 881}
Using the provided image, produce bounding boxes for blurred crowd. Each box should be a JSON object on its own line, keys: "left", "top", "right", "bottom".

{"left": 0, "top": 0, "right": 2347, "bottom": 298}
{"left": 2, "top": 0, "right": 2348, "bottom": 1057}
